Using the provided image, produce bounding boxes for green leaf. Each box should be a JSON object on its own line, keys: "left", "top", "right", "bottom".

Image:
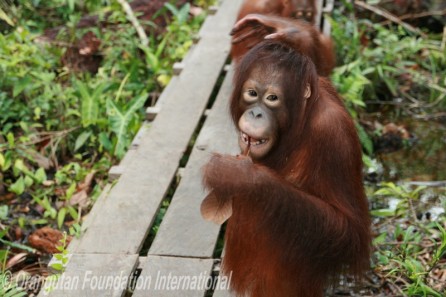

{"left": 74, "top": 131, "right": 92, "bottom": 151}
{"left": 0, "top": 238, "right": 36, "bottom": 253}
{"left": 76, "top": 80, "right": 106, "bottom": 128}
{"left": 98, "top": 132, "right": 112, "bottom": 152}
{"left": 65, "top": 183, "right": 76, "bottom": 200}
{"left": 0, "top": 153, "right": 4, "bottom": 170}
{"left": 50, "top": 263, "right": 64, "bottom": 271}
{"left": 68, "top": 0, "right": 75, "bottom": 11}
{"left": 69, "top": 223, "right": 82, "bottom": 238}
{"left": 372, "top": 232, "right": 387, "bottom": 245}
{"left": 2, "top": 151, "right": 12, "bottom": 171}
{"left": 356, "top": 123, "right": 373, "bottom": 155}
{"left": 57, "top": 208, "right": 67, "bottom": 229}
{"left": 24, "top": 175, "right": 33, "bottom": 187}
{"left": 54, "top": 254, "right": 64, "bottom": 260}
{"left": 375, "top": 252, "right": 389, "bottom": 265}
{"left": 106, "top": 92, "right": 147, "bottom": 158}
{"left": 6, "top": 133, "right": 14, "bottom": 148}
{"left": 370, "top": 208, "right": 395, "bottom": 217}
{"left": 4, "top": 287, "right": 27, "bottom": 297}
{"left": 34, "top": 168, "right": 47, "bottom": 184}
{"left": 177, "top": 3, "right": 190, "bottom": 24}
{"left": 144, "top": 50, "right": 160, "bottom": 73}
{"left": 155, "top": 34, "right": 169, "bottom": 58}
{"left": 34, "top": 107, "right": 41, "bottom": 120}
{"left": 157, "top": 74, "right": 171, "bottom": 87}
{"left": 164, "top": 3, "right": 179, "bottom": 16}
{"left": 435, "top": 223, "right": 446, "bottom": 259}
{"left": 13, "top": 159, "right": 27, "bottom": 176}
{"left": 30, "top": 219, "right": 48, "bottom": 225}
{"left": 13, "top": 76, "right": 32, "bottom": 97}
{"left": 0, "top": 205, "right": 8, "bottom": 220}
{"left": 66, "top": 206, "right": 79, "bottom": 220}
{"left": 0, "top": 249, "right": 7, "bottom": 263}
{"left": 18, "top": 217, "right": 26, "bottom": 228}
{"left": 0, "top": 8, "right": 15, "bottom": 26}
{"left": 9, "top": 176, "right": 25, "bottom": 195}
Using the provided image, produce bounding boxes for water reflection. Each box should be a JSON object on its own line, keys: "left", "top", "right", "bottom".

{"left": 378, "top": 120, "right": 446, "bottom": 181}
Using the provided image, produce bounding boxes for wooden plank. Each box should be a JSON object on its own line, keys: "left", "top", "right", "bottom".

{"left": 316, "top": 0, "right": 324, "bottom": 29}
{"left": 145, "top": 9, "right": 202, "bottom": 121}
{"left": 67, "top": 184, "right": 112, "bottom": 253}
{"left": 322, "top": 0, "right": 334, "bottom": 36}
{"left": 39, "top": 254, "right": 138, "bottom": 297}
{"left": 146, "top": 76, "right": 179, "bottom": 121}
{"left": 210, "top": 261, "right": 233, "bottom": 297}
{"left": 108, "top": 121, "right": 152, "bottom": 180}
{"left": 212, "top": 284, "right": 232, "bottom": 297}
{"left": 132, "top": 256, "right": 214, "bottom": 297}
{"left": 72, "top": 0, "right": 244, "bottom": 255}
{"left": 149, "top": 67, "right": 238, "bottom": 258}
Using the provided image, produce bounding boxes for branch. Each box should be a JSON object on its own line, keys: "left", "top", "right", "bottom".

{"left": 116, "top": 0, "right": 149, "bottom": 47}
{"left": 354, "top": 1, "right": 427, "bottom": 38}
{"left": 442, "top": 26, "right": 446, "bottom": 51}
{"left": 385, "top": 9, "right": 446, "bottom": 23}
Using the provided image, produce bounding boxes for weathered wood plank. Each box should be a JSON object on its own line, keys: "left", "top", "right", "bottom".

{"left": 210, "top": 261, "right": 233, "bottom": 297}
{"left": 322, "top": 0, "right": 334, "bottom": 36}
{"left": 67, "top": 184, "right": 112, "bottom": 253}
{"left": 213, "top": 284, "right": 233, "bottom": 297}
{"left": 108, "top": 121, "right": 152, "bottom": 180}
{"left": 132, "top": 256, "right": 214, "bottom": 297}
{"left": 72, "top": 0, "right": 243, "bottom": 255}
{"left": 39, "top": 254, "right": 138, "bottom": 297}
{"left": 146, "top": 76, "right": 179, "bottom": 121}
{"left": 316, "top": 0, "right": 324, "bottom": 28}
{"left": 149, "top": 67, "right": 238, "bottom": 258}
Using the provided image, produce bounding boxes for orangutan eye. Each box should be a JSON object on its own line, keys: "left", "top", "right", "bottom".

{"left": 248, "top": 89, "right": 257, "bottom": 97}
{"left": 267, "top": 94, "right": 278, "bottom": 101}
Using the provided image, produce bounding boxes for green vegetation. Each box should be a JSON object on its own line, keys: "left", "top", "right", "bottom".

{"left": 331, "top": 10, "right": 445, "bottom": 117}
{"left": 331, "top": 2, "right": 446, "bottom": 295}
{"left": 372, "top": 183, "right": 446, "bottom": 296}
{"left": 0, "top": 0, "right": 213, "bottom": 292}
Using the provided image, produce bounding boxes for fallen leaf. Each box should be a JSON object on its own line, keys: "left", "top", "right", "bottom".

{"left": 28, "top": 227, "right": 72, "bottom": 254}
{"left": 78, "top": 171, "right": 96, "bottom": 192}
{"left": 6, "top": 253, "right": 27, "bottom": 270}
{"left": 69, "top": 189, "right": 89, "bottom": 208}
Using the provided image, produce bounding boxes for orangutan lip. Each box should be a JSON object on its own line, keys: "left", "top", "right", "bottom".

{"left": 240, "top": 132, "right": 268, "bottom": 146}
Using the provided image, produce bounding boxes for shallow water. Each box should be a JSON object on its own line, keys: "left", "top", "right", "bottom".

{"left": 378, "top": 120, "right": 446, "bottom": 181}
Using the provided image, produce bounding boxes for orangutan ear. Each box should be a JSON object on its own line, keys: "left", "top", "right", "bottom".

{"left": 304, "top": 84, "right": 311, "bottom": 99}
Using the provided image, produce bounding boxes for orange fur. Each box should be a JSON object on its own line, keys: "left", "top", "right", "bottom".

{"left": 231, "top": 0, "right": 335, "bottom": 76}
{"left": 203, "top": 42, "right": 371, "bottom": 296}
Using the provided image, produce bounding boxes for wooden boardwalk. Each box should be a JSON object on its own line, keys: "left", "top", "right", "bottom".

{"left": 38, "top": 0, "right": 333, "bottom": 296}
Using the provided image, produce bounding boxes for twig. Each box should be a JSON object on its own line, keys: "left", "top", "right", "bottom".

{"left": 404, "top": 180, "right": 446, "bottom": 187}
{"left": 442, "top": 26, "right": 446, "bottom": 51}
{"left": 377, "top": 241, "right": 438, "bottom": 248}
{"left": 385, "top": 279, "right": 408, "bottom": 297}
{"left": 364, "top": 100, "right": 411, "bottom": 106}
{"left": 413, "top": 112, "right": 446, "bottom": 120}
{"left": 354, "top": 1, "right": 427, "bottom": 38}
{"left": 116, "top": 0, "right": 149, "bottom": 47}
{"left": 0, "top": 127, "right": 79, "bottom": 152}
{"left": 382, "top": 9, "right": 446, "bottom": 25}
{"left": 407, "top": 196, "right": 418, "bottom": 223}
